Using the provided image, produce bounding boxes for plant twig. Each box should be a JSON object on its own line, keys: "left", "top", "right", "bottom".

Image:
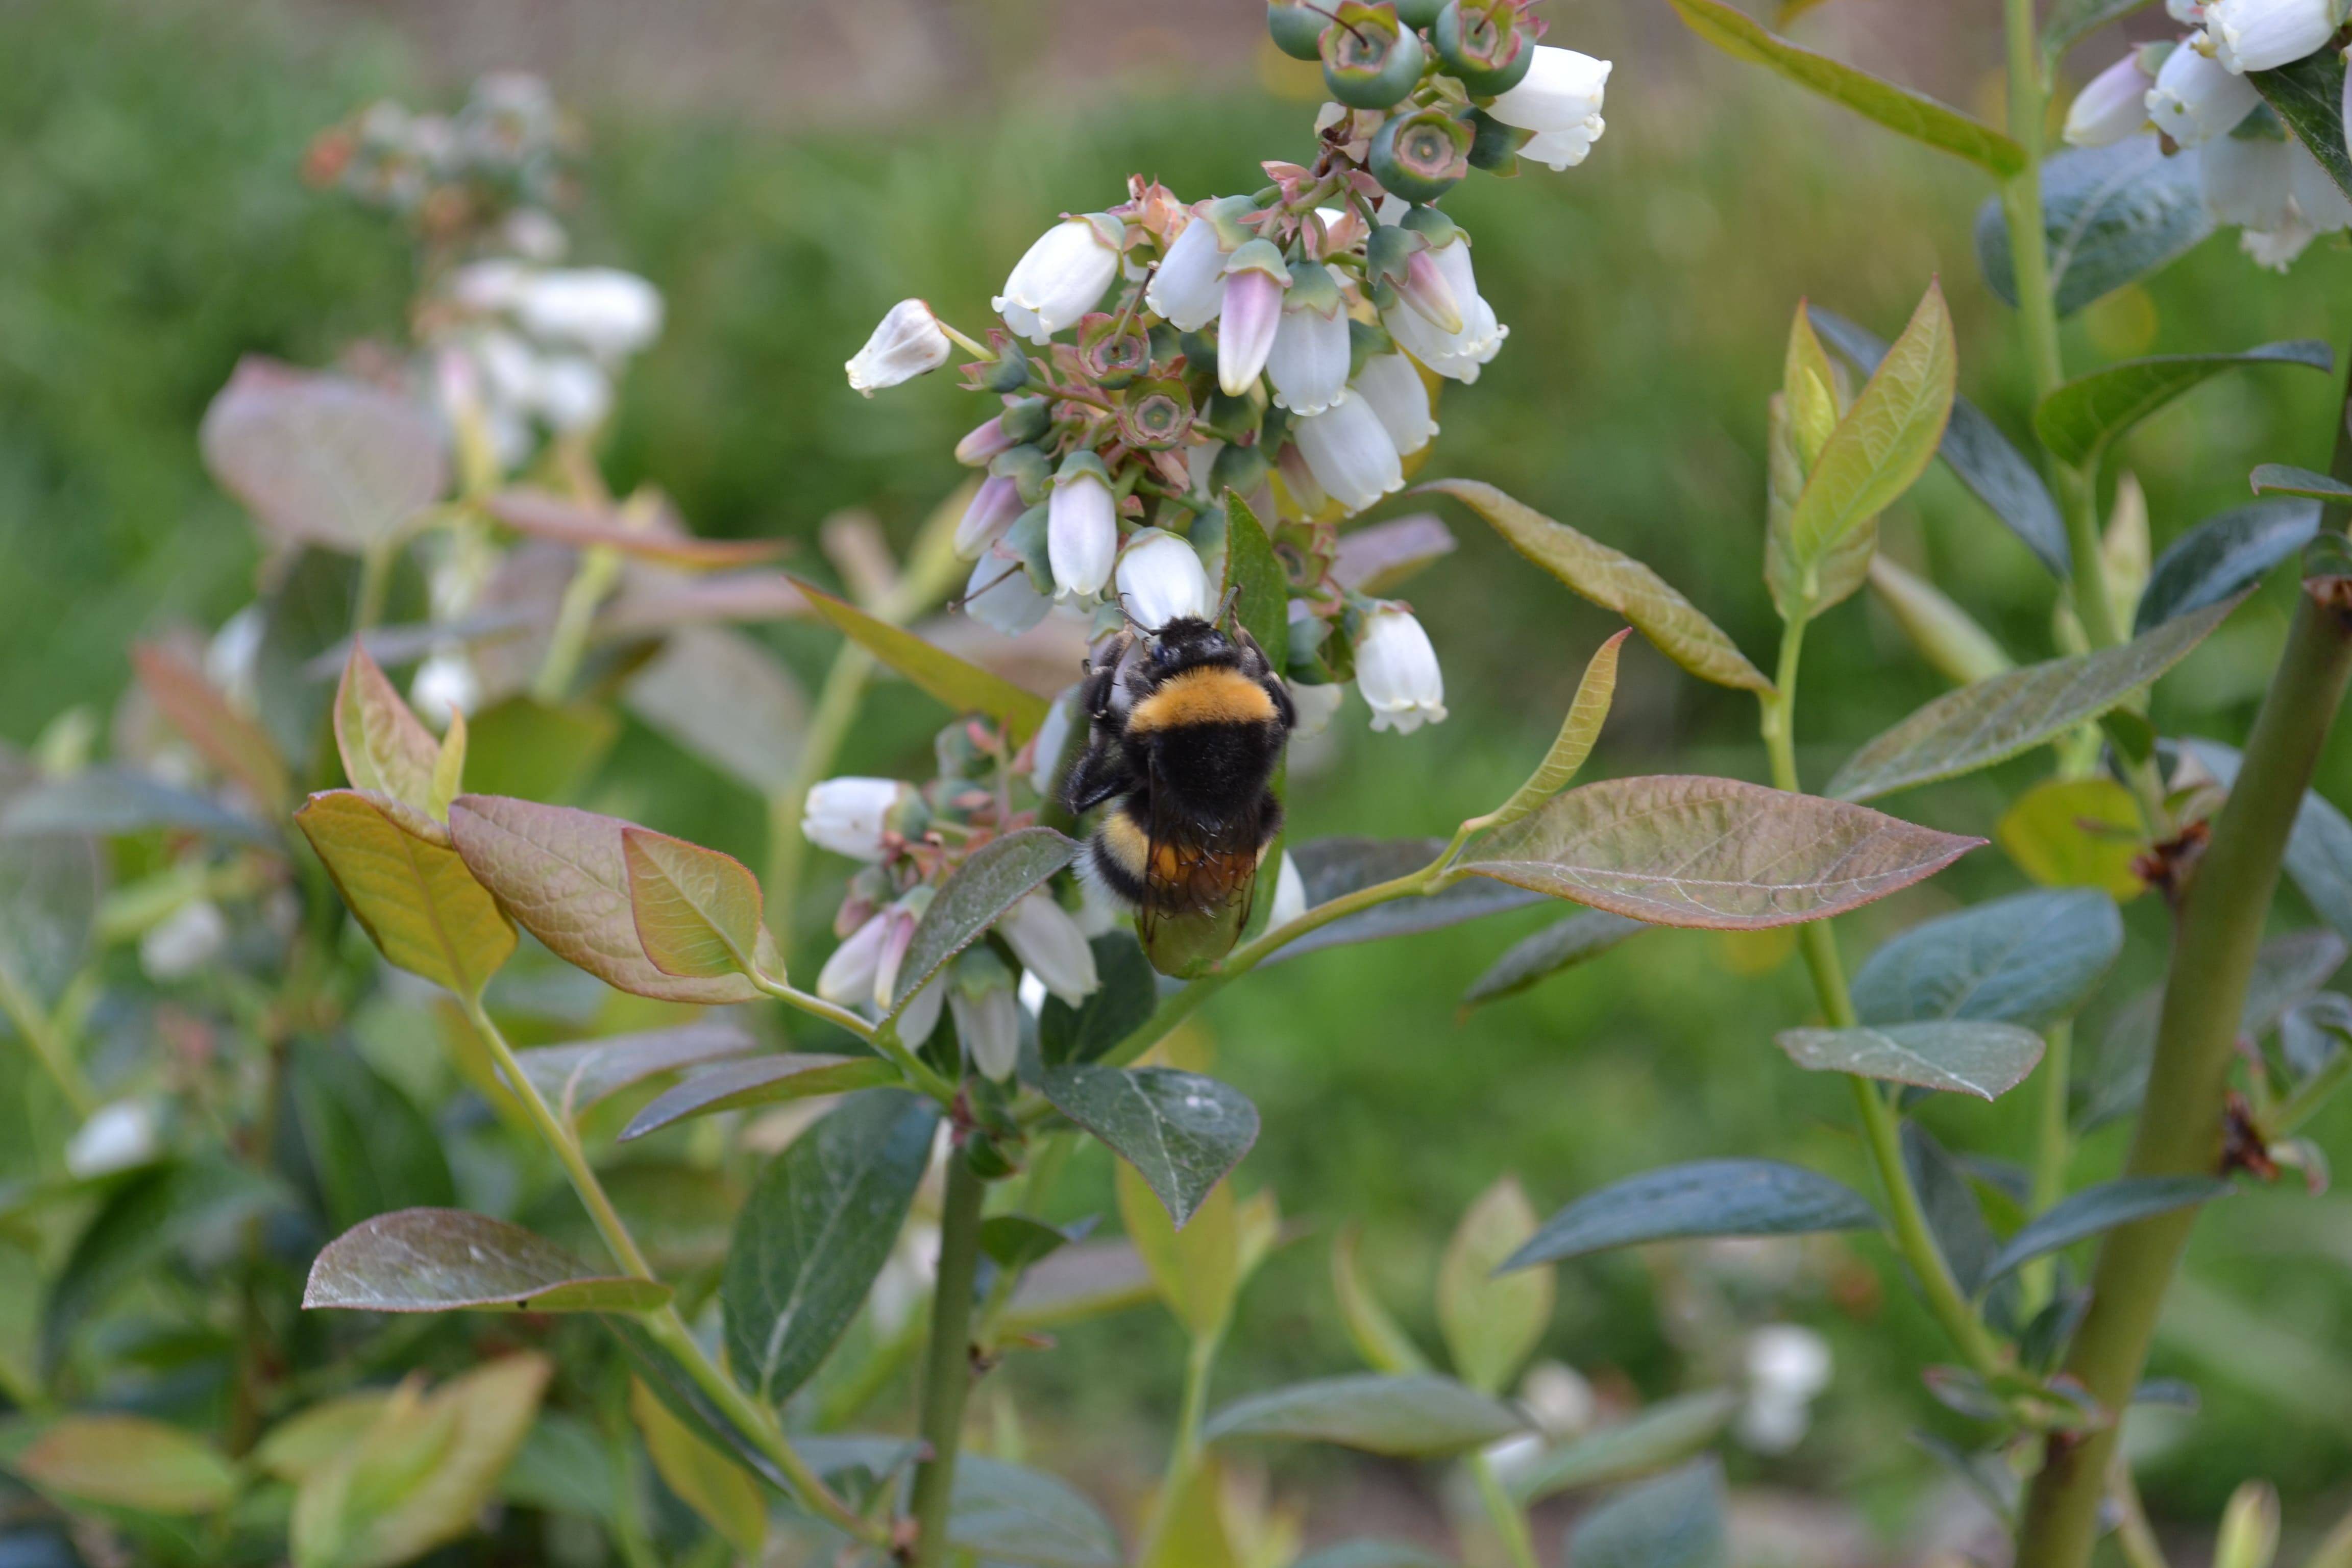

{"left": 1469, "top": 1451, "right": 1540, "bottom": 1568}
{"left": 910, "top": 1152, "right": 989, "bottom": 1567}
{"left": 1136, "top": 1328, "right": 1224, "bottom": 1565}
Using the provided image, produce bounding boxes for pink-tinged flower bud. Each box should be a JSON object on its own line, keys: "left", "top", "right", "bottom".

{"left": 1352, "top": 352, "right": 1438, "bottom": 457}
{"left": 513, "top": 267, "right": 664, "bottom": 359}
{"left": 965, "top": 544, "right": 1052, "bottom": 635}
{"left": 2064, "top": 52, "right": 2158, "bottom": 146}
{"left": 1355, "top": 604, "right": 1448, "bottom": 734}
{"left": 1115, "top": 529, "right": 1211, "bottom": 631}
{"left": 998, "top": 891, "right": 1100, "bottom": 1005}
{"left": 994, "top": 215, "right": 1124, "bottom": 344}
{"left": 2202, "top": 130, "right": 2294, "bottom": 230}
{"left": 1486, "top": 47, "right": 1612, "bottom": 150}
{"left": 1287, "top": 678, "right": 1345, "bottom": 739}
{"left": 847, "top": 299, "right": 952, "bottom": 397}
{"left": 1217, "top": 239, "right": 1293, "bottom": 397}
{"left": 1146, "top": 211, "right": 1230, "bottom": 332}
{"left": 1266, "top": 264, "right": 1353, "bottom": 415}
{"left": 2147, "top": 37, "right": 2261, "bottom": 144}
{"left": 1295, "top": 396, "right": 1405, "bottom": 516}
{"left": 817, "top": 912, "right": 891, "bottom": 1006}
{"left": 1047, "top": 452, "right": 1118, "bottom": 601}
{"left": 1268, "top": 850, "right": 1308, "bottom": 927}
{"left": 802, "top": 776, "right": 914, "bottom": 861}
{"left": 870, "top": 890, "right": 933, "bottom": 1013}
{"left": 955, "top": 474, "right": 1025, "bottom": 559}
{"left": 1395, "top": 247, "right": 1465, "bottom": 334}
{"left": 2207, "top": 0, "right": 2345, "bottom": 73}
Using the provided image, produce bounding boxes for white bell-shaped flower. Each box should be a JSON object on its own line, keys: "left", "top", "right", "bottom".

{"left": 2290, "top": 136, "right": 2352, "bottom": 228}
{"left": 997, "top": 892, "right": 1101, "bottom": 1005}
{"left": 846, "top": 299, "right": 952, "bottom": 397}
{"left": 1351, "top": 352, "right": 1437, "bottom": 456}
{"left": 954, "top": 474, "right": 1025, "bottom": 559}
{"left": 994, "top": 216, "right": 1124, "bottom": 344}
{"left": 409, "top": 653, "right": 480, "bottom": 727}
{"left": 1382, "top": 234, "right": 1507, "bottom": 382}
{"left": 1355, "top": 604, "right": 1448, "bottom": 734}
{"left": 1486, "top": 47, "right": 1612, "bottom": 147}
{"left": 2064, "top": 52, "right": 2157, "bottom": 146}
{"left": 66, "top": 1100, "right": 162, "bottom": 1180}
{"left": 532, "top": 355, "right": 611, "bottom": 433}
{"left": 801, "top": 777, "right": 913, "bottom": 861}
{"left": 514, "top": 267, "right": 664, "bottom": 359}
{"left": 1736, "top": 1325, "right": 1833, "bottom": 1454}
{"left": 2147, "top": 37, "right": 2261, "bottom": 144}
{"left": 1047, "top": 454, "right": 1118, "bottom": 601}
{"left": 1294, "top": 396, "right": 1405, "bottom": 516}
{"left": 951, "top": 983, "right": 1023, "bottom": 1081}
{"left": 1114, "top": 529, "right": 1212, "bottom": 631}
{"left": 965, "top": 543, "right": 1052, "bottom": 636}
{"left": 818, "top": 912, "right": 891, "bottom": 1006}
{"left": 2207, "top": 0, "right": 2345, "bottom": 72}
{"left": 895, "top": 975, "right": 946, "bottom": 1047}
{"left": 2202, "top": 130, "right": 2294, "bottom": 230}
{"left": 1286, "top": 678, "right": 1345, "bottom": 740}
{"left": 1265, "top": 264, "right": 1353, "bottom": 416}
{"left": 1147, "top": 210, "right": 1230, "bottom": 332}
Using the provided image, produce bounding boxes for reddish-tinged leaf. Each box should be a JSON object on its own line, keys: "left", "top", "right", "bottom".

{"left": 335, "top": 642, "right": 443, "bottom": 815}
{"left": 794, "top": 577, "right": 1052, "bottom": 743}
{"left": 484, "top": 490, "right": 787, "bottom": 568}
{"left": 620, "top": 826, "right": 767, "bottom": 980}
{"left": 199, "top": 356, "right": 447, "bottom": 554}
{"left": 296, "top": 791, "right": 516, "bottom": 998}
{"left": 304, "top": 1208, "right": 672, "bottom": 1312}
{"left": 132, "top": 642, "right": 290, "bottom": 812}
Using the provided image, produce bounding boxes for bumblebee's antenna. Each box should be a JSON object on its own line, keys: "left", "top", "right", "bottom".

{"left": 1112, "top": 591, "right": 1151, "bottom": 638}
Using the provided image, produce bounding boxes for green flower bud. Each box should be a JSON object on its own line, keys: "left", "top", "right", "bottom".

{"left": 1320, "top": 2, "right": 1428, "bottom": 110}
{"left": 1077, "top": 313, "right": 1153, "bottom": 389}
{"left": 1347, "top": 316, "right": 1396, "bottom": 380}
{"left": 981, "top": 340, "right": 1033, "bottom": 394}
{"left": 1267, "top": 0, "right": 1329, "bottom": 60}
{"left": 1210, "top": 440, "right": 1272, "bottom": 498}
{"left": 1433, "top": 0, "right": 1534, "bottom": 94}
{"left": 1369, "top": 107, "right": 1473, "bottom": 202}
{"left": 990, "top": 443, "right": 1051, "bottom": 505}
{"left": 1000, "top": 395, "right": 1051, "bottom": 444}
{"left": 1464, "top": 106, "right": 1534, "bottom": 169}
{"left": 1396, "top": 0, "right": 1447, "bottom": 24}
{"left": 1002, "top": 503, "right": 1054, "bottom": 593}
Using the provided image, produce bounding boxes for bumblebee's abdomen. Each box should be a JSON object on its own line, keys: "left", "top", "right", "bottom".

{"left": 1087, "top": 794, "right": 1280, "bottom": 914}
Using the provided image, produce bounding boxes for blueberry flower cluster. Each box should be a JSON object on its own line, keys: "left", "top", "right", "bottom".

{"left": 2064, "top": 0, "right": 2352, "bottom": 267}
{"left": 845, "top": 1, "right": 1609, "bottom": 740}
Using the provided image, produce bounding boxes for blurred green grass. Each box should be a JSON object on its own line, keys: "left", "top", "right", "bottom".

{"left": 8, "top": 0, "right": 2352, "bottom": 1535}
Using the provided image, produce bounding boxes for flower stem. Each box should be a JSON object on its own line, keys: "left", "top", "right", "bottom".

{"left": 910, "top": 1151, "right": 989, "bottom": 1567}
{"left": 533, "top": 543, "right": 623, "bottom": 702}
{"left": 2024, "top": 1018, "right": 2074, "bottom": 1312}
{"left": 1469, "top": 1452, "right": 1540, "bottom": 1568}
{"left": 354, "top": 537, "right": 398, "bottom": 634}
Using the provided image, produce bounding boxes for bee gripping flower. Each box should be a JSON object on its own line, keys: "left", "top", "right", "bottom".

{"left": 994, "top": 215, "right": 1125, "bottom": 345}
{"left": 1217, "top": 239, "right": 1293, "bottom": 397}
{"left": 1115, "top": 529, "right": 1212, "bottom": 631}
{"left": 998, "top": 892, "right": 1101, "bottom": 1005}
{"left": 2147, "top": 38, "right": 2261, "bottom": 144}
{"left": 802, "top": 777, "right": 915, "bottom": 861}
{"left": 1266, "top": 263, "right": 1353, "bottom": 416}
{"left": 1295, "top": 393, "right": 1406, "bottom": 514}
{"left": 2205, "top": 0, "right": 2347, "bottom": 73}
{"left": 1047, "top": 451, "right": 1118, "bottom": 601}
{"left": 2064, "top": 52, "right": 2158, "bottom": 146}
{"left": 1355, "top": 604, "right": 1448, "bottom": 733}
{"left": 847, "top": 299, "right": 953, "bottom": 396}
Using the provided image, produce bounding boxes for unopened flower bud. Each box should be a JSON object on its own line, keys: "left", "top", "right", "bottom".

{"left": 1321, "top": 2, "right": 1428, "bottom": 109}
{"left": 955, "top": 474, "right": 1026, "bottom": 559}
{"left": 2207, "top": 0, "right": 2345, "bottom": 73}
{"left": 1295, "top": 396, "right": 1406, "bottom": 515}
{"left": 2064, "top": 52, "right": 2158, "bottom": 146}
{"left": 1355, "top": 604, "right": 1448, "bottom": 733}
{"left": 992, "top": 443, "right": 1052, "bottom": 505}
{"left": 1352, "top": 352, "right": 1438, "bottom": 456}
{"left": 994, "top": 215, "right": 1124, "bottom": 344}
{"left": 818, "top": 912, "right": 891, "bottom": 1006}
{"left": 998, "top": 891, "right": 1100, "bottom": 1005}
{"left": 1047, "top": 451, "right": 1118, "bottom": 600}
{"left": 514, "top": 267, "right": 664, "bottom": 359}
{"left": 1217, "top": 240, "right": 1292, "bottom": 397}
{"left": 1267, "top": 264, "right": 1353, "bottom": 416}
{"left": 950, "top": 948, "right": 1022, "bottom": 1082}
{"left": 2147, "top": 37, "right": 2261, "bottom": 144}
{"left": 955, "top": 414, "right": 1018, "bottom": 467}
{"left": 1394, "top": 245, "right": 1465, "bottom": 334}
{"left": 1382, "top": 225, "right": 1507, "bottom": 380}
{"left": 1115, "top": 529, "right": 1212, "bottom": 631}
{"left": 802, "top": 776, "right": 914, "bottom": 861}
{"left": 1147, "top": 210, "right": 1232, "bottom": 332}
{"left": 896, "top": 974, "right": 946, "bottom": 1047}
{"left": 847, "top": 299, "right": 952, "bottom": 397}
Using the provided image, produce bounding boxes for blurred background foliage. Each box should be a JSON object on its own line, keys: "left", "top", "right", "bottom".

{"left": 6, "top": 0, "right": 2352, "bottom": 1550}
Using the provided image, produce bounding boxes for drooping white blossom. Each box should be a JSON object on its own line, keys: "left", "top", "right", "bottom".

{"left": 802, "top": 777, "right": 914, "bottom": 861}
{"left": 513, "top": 267, "right": 665, "bottom": 359}
{"left": 1352, "top": 352, "right": 1437, "bottom": 456}
{"left": 1115, "top": 529, "right": 1212, "bottom": 631}
{"left": 997, "top": 892, "right": 1100, "bottom": 1005}
{"left": 2146, "top": 38, "right": 2261, "bottom": 144}
{"left": 846, "top": 299, "right": 953, "bottom": 396}
{"left": 2064, "top": 52, "right": 2158, "bottom": 146}
{"left": 1146, "top": 209, "right": 1230, "bottom": 331}
{"left": 1486, "top": 47, "right": 1612, "bottom": 168}
{"left": 1046, "top": 456, "right": 1118, "bottom": 600}
{"left": 1265, "top": 264, "right": 1353, "bottom": 415}
{"left": 994, "top": 216, "right": 1124, "bottom": 344}
{"left": 1294, "top": 396, "right": 1405, "bottom": 515}
{"left": 2206, "top": 0, "right": 2345, "bottom": 72}
{"left": 1355, "top": 604, "right": 1448, "bottom": 734}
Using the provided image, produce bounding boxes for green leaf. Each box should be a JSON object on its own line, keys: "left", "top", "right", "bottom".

{"left": 1867, "top": 556, "right": 2018, "bottom": 687}
{"left": 1332, "top": 1222, "right": 1431, "bottom": 1375}
{"left": 1461, "top": 909, "right": 1650, "bottom": 1013}
{"left": 1827, "top": 597, "right": 2238, "bottom": 801}
{"left": 1779, "top": 282, "right": 1957, "bottom": 616}
{"left": 0, "top": 767, "right": 275, "bottom": 847}
{"left": 2033, "top": 342, "right": 2332, "bottom": 468}
{"left": 1457, "top": 774, "right": 1981, "bottom": 928}
{"left": 1997, "top": 777, "right": 2148, "bottom": 899}
{"left": 892, "top": 827, "right": 1076, "bottom": 1011}
{"left": 1904, "top": 1123, "right": 1999, "bottom": 1297}
{"left": 2042, "top": 0, "right": 2158, "bottom": 61}
{"left": 1222, "top": 490, "right": 1290, "bottom": 670}
{"left": 1269, "top": 836, "right": 1542, "bottom": 962}
{"left": 1418, "top": 479, "right": 1772, "bottom": 693}
{"left": 1852, "top": 889, "right": 2124, "bottom": 1029}
{"left": 1776, "top": 1020, "right": 2045, "bottom": 1099}
{"left": 1203, "top": 1373, "right": 1526, "bottom": 1457}
{"left": 286, "top": 1043, "right": 456, "bottom": 1233}
{"left": 1438, "top": 1176, "right": 1552, "bottom": 1394}
{"left": 619, "top": 1054, "right": 899, "bottom": 1141}
{"left": 2186, "top": 740, "right": 2352, "bottom": 941}
{"left": 13, "top": 1415, "right": 238, "bottom": 1516}
{"left": 600, "top": 1318, "right": 790, "bottom": 1492}
{"left": 795, "top": 576, "right": 1050, "bottom": 743}
{"left": 335, "top": 642, "right": 443, "bottom": 817}
{"left": 133, "top": 641, "right": 290, "bottom": 813}
{"left": 255, "top": 1395, "right": 397, "bottom": 1487}
{"left": 303, "top": 1208, "right": 672, "bottom": 1312}
{"left": 1503, "top": 1160, "right": 1878, "bottom": 1271}
{"left": 2250, "top": 49, "right": 2352, "bottom": 202}
{"left": 999, "top": 1240, "right": 1158, "bottom": 1336}
{"left": 1564, "top": 1458, "right": 1728, "bottom": 1568}
{"left": 948, "top": 1456, "right": 1122, "bottom": 1568}
{"left": 1480, "top": 629, "right": 1627, "bottom": 834}
{"left": 623, "top": 625, "right": 811, "bottom": 796}
{"left": 1511, "top": 1391, "right": 1739, "bottom": 1505}
{"left": 297, "top": 791, "right": 516, "bottom": 1001}
{"left": 1038, "top": 934, "right": 1156, "bottom": 1065}
{"left": 1117, "top": 1160, "right": 1242, "bottom": 1339}
{"left": 2139, "top": 501, "right": 2321, "bottom": 632}
{"left": 499, "top": 1413, "right": 615, "bottom": 1523}
{"left": 1660, "top": 0, "right": 2022, "bottom": 174}
{"left": 1975, "top": 140, "right": 2213, "bottom": 317}
{"left": 2241, "top": 927, "right": 2348, "bottom": 1040}
{"left": 514, "top": 1021, "right": 760, "bottom": 1123}
{"left": 620, "top": 826, "right": 767, "bottom": 981}
{"left": 1981, "top": 1175, "right": 2231, "bottom": 1286}
{"left": 980, "top": 1215, "right": 1076, "bottom": 1274}
{"left": 628, "top": 1380, "right": 765, "bottom": 1561}
{"left": 1811, "top": 308, "right": 2068, "bottom": 578}
{"left": 1042, "top": 1065, "right": 1258, "bottom": 1228}
{"left": 2248, "top": 463, "right": 2352, "bottom": 504}
{"left": 200, "top": 357, "right": 449, "bottom": 556}
{"left": 447, "top": 795, "right": 760, "bottom": 1004}
{"left": 0, "top": 793, "right": 99, "bottom": 1013}
{"left": 722, "top": 1090, "right": 938, "bottom": 1403}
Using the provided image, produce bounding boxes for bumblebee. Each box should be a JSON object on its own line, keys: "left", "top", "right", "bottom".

{"left": 1065, "top": 613, "right": 1296, "bottom": 928}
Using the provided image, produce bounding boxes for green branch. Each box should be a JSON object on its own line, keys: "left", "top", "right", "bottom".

{"left": 910, "top": 1152, "right": 989, "bottom": 1567}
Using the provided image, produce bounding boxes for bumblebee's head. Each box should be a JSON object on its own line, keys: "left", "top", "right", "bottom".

{"left": 1144, "top": 616, "right": 1238, "bottom": 675}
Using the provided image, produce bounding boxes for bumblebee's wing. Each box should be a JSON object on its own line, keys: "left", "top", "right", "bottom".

{"left": 1143, "top": 746, "right": 1262, "bottom": 919}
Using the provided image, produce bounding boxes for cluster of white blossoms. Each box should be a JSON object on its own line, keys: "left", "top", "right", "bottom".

{"left": 434, "top": 262, "right": 666, "bottom": 469}
{"left": 845, "top": 1, "right": 1608, "bottom": 743}
{"left": 2064, "top": 0, "right": 2352, "bottom": 267}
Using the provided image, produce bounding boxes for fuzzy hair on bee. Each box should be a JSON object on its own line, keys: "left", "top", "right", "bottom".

{"left": 1063, "top": 614, "right": 1295, "bottom": 924}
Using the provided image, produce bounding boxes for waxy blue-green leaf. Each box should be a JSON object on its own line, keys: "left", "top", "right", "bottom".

{"left": 1828, "top": 597, "right": 2238, "bottom": 801}
{"left": 620, "top": 1055, "right": 901, "bottom": 1141}
{"left": 794, "top": 577, "right": 1050, "bottom": 743}
{"left": 1040, "top": 1065, "right": 1258, "bottom": 1227}
{"left": 1510, "top": 1390, "right": 1739, "bottom": 1505}
{"left": 1503, "top": 1159, "right": 1878, "bottom": 1271}
{"left": 1975, "top": 139, "right": 2213, "bottom": 317}
{"left": 999, "top": 1240, "right": 1158, "bottom": 1335}
{"left": 600, "top": 1318, "right": 789, "bottom": 1492}
{"left": 2240, "top": 927, "right": 2349, "bottom": 1040}
{"left": 1270, "top": 836, "right": 1542, "bottom": 961}
{"left": 1981, "top": 1175, "right": 2231, "bottom": 1286}
{"left": 1853, "top": 889, "right": 2123, "bottom": 1029}
{"left": 2033, "top": 342, "right": 2332, "bottom": 468}
{"left": 1776, "top": 1020, "right": 2045, "bottom": 1100}
{"left": 2248, "top": 463, "right": 2352, "bottom": 505}
{"left": 303, "top": 1208, "right": 671, "bottom": 1313}
{"left": 2186, "top": 739, "right": 2352, "bottom": 941}
{"left": 515, "top": 1021, "right": 760, "bottom": 1123}
{"left": 1462, "top": 909, "right": 1650, "bottom": 1013}
{"left": 2136, "top": 500, "right": 2320, "bottom": 632}
{"left": 948, "top": 1456, "right": 1121, "bottom": 1568}
{"left": 1660, "top": 0, "right": 2022, "bottom": 175}
{"left": 1810, "top": 308, "right": 2068, "bottom": 578}
{"left": 1459, "top": 775, "right": 1981, "bottom": 929}
{"left": 722, "top": 1090, "right": 938, "bottom": 1402}
{"left": 2250, "top": 50, "right": 2352, "bottom": 200}
{"left": 0, "top": 768, "right": 276, "bottom": 848}
{"left": 1564, "top": 1458, "right": 1729, "bottom": 1568}
{"left": 1903, "top": 1123, "right": 1999, "bottom": 1298}
{"left": 892, "top": 827, "right": 1076, "bottom": 1012}
{"left": 1204, "top": 1373, "right": 1526, "bottom": 1457}
{"left": 1038, "top": 934, "right": 1155, "bottom": 1064}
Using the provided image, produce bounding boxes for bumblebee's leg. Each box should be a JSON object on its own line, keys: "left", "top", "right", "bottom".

{"left": 1234, "top": 630, "right": 1296, "bottom": 730}
{"left": 1063, "top": 734, "right": 1139, "bottom": 816}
